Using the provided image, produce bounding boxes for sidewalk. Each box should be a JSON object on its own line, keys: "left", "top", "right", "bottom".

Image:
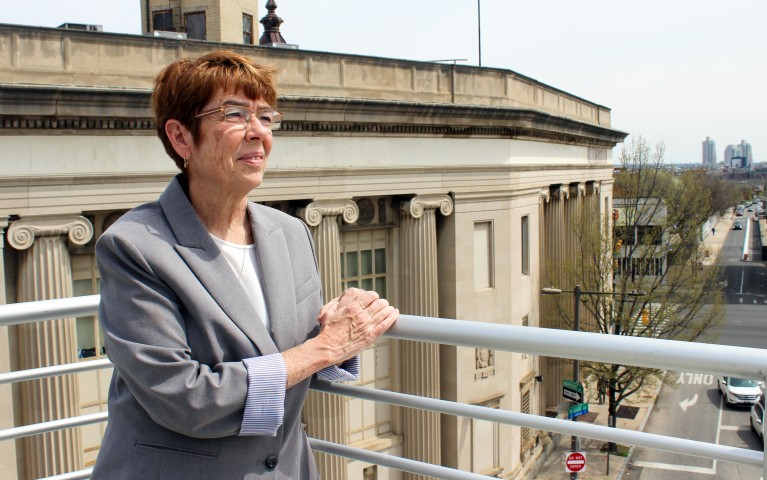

{"left": 532, "top": 211, "right": 735, "bottom": 479}
{"left": 701, "top": 208, "right": 737, "bottom": 266}
{"left": 532, "top": 384, "right": 658, "bottom": 480}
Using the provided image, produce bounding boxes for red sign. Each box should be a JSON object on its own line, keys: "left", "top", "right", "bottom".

{"left": 565, "top": 452, "right": 586, "bottom": 473}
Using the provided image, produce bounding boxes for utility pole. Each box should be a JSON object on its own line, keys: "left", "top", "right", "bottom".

{"left": 571, "top": 285, "right": 581, "bottom": 479}
{"left": 477, "top": 0, "right": 482, "bottom": 66}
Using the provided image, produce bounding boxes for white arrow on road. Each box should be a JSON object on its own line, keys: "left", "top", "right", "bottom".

{"left": 679, "top": 394, "right": 698, "bottom": 412}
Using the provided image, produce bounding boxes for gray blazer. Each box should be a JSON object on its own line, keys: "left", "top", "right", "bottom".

{"left": 91, "top": 176, "right": 323, "bottom": 479}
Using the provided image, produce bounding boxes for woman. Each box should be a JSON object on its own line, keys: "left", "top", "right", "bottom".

{"left": 91, "top": 50, "right": 398, "bottom": 479}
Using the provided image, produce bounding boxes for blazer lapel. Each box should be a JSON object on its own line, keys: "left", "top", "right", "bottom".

{"left": 159, "top": 176, "right": 278, "bottom": 356}
{"left": 248, "top": 203, "right": 298, "bottom": 353}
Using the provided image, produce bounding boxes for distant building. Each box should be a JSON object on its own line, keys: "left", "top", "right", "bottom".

{"left": 140, "top": 0, "right": 260, "bottom": 44}
{"left": 724, "top": 139, "right": 753, "bottom": 169}
{"left": 702, "top": 137, "right": 717, "bottom": 169}
{"left": 612, "top": 198, "right": 667, "bottom": 283}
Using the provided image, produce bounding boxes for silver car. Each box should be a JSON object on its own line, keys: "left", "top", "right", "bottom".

{"left": 719, "top": 376, "right": 762, "bottom": 407}
{"left": 751, "top": 394, "right": 764, "bottom": 446}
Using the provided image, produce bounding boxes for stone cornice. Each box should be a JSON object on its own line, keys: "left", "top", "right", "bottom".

{"left": 7, "top": 215, "right": 93, "bottom": 250}
{"left": 0, "top": 84, "right": 627, "bottom": 146}
{"left": 0, "top": 164, "right": 615, "bottom": 187}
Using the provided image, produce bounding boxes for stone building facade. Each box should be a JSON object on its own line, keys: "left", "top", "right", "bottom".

{"left": 141, "top": 0, "right": 261, "bottom": 43}
{"left": 0, "top": 22, "right": 625, "bottom": 480}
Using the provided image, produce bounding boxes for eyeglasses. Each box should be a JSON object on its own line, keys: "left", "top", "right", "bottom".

{"left": 195, "top": 105, "right": 283, "bottom": 130}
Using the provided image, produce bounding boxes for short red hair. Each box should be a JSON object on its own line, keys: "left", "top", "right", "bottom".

{"left": 151, "top": 50, "right": 279, "bottom": 170}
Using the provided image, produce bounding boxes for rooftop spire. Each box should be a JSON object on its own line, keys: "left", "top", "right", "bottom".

{"left": 259, "top": 0, "right": 286, "bottom": 46}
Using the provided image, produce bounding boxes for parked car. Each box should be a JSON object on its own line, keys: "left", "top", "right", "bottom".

{"left": 751, "top": 393, "right": 764, "bottom": 445}
{"left": 718, "top": 376, "right": 762, "bottom": 407}
{"left": 732, "top": 221, "right": 743, "bottom": 230}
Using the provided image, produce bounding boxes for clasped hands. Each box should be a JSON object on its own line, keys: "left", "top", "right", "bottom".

{"left": 316, "top": 288, "right": 399, "bottom": 364}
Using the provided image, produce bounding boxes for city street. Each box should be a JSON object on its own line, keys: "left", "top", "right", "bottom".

{"left": 624, "top": 215, "right": 766, "bottom": 480}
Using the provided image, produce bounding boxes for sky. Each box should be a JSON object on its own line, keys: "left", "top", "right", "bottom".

{"left": 4, "top": 0, "right": 766, "bottom": 164}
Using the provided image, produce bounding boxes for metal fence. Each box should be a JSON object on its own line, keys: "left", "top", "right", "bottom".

{"left": 1, "top": 296, "right": 766, "bottom": 479}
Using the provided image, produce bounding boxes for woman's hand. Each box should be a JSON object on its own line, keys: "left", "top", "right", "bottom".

{"left": 315, "top": 288, "right": 399, "bottom": 363}
{"left": 282, "top": 288, "right": 398, "bottom": 388}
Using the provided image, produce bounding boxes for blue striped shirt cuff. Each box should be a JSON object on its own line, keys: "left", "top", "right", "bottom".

{"left": 317, "top": 356, "right": 360, "bottom": 381}
{"left": 240, "top": 354, "right": 286, "bottom": 436}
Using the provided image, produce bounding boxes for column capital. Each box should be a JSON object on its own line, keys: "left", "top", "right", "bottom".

{"left": 589, "top": 181, "right": 601, "bottom": 196}
{"left": 298, "top": 199, "right": 359, "bottom": 227}
{"left": 7, "top": 215, "right": 93, "bottom": 250}
{"left": 570, "top": 182, "right": 586, "bottom": 197}
{"left": 400, "top": 194, "right": 453, "bottom": 219}
{"left": 540, "top": 187, "right": 551, "bottom": 204}
{"left": 551, "top": 185, "right": 569, "bottom": 201}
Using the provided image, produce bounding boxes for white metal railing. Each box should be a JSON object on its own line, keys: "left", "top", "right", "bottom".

{"left": 1, "top": 296, "right": 766, "bottom": 479}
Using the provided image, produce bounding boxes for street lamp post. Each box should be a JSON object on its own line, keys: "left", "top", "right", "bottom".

{"left": 542, "top": 285, "right": 644, "bottom": 479}
{"left": 571, "top": 285, "right": 581, "bottom": 479}
{"left": 477, "top": 0, "right": 482, "bottom": 66}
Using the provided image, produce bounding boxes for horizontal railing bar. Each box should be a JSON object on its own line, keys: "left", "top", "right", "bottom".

{"left": 0, "top": 358, "right": 112, "bottom": 385}
{"left": 0, "top": 412, "right": 108, "bottom": 442}
{"left": 2, "top": 298, "right": 765, "bottom": 380}
{"left": 312, "top": 379, "right": 764, "bottom": 467}
{"left": 2, "top": 297, "right": 766, "bottom": 474}
{"left": 389, "top": 314, "right": 767, "bottom": 380}
{"left": 39, "top": 468, "right": 93, "bottom": 480}
{"left": 0, "top": 295, "right": 99, "bottom": 327}
{"left": 310, "top": 438, "right": 493, "bottom": 480}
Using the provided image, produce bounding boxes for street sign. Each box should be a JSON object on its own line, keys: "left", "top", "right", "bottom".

{"left": 562, "top": 379, "right": 584, "bottom": 403}
{"left": 565, "top": 451, "right": 586, "bottom": 473}
{"left": 568, "top": 402, "right": 589, "bottom": 419}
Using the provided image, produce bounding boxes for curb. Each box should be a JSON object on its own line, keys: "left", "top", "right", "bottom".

{"left": 616, "top": 372, "right": 666, "bottom": 479}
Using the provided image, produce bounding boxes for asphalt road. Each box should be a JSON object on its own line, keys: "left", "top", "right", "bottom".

{"left": 624, "top": 217, "right": 766, "bottom": 480}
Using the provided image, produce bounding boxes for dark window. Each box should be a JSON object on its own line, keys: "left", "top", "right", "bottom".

{"left": 242, "top": 13, "right": 254, "bottom": 44}
{"left": 153, "top": 10, "right": 174, "bottom": 31}
{"left": 185, "top": 12, "right": 206, "bottom": 40}
{"left": 521, "top": 215, "right": 529, "bottom": 275}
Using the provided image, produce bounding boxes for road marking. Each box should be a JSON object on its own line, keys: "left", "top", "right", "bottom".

{"left": 740, "top": 269, "right": 745, "bottom": 294}
{"left": 676, "top": 373, "right": 714, "bottom": 385}
{"left": 720, "top": 425, "right": 750, "bottom": 431}
{"left": 631, "top": 461, "right": 715, "bottom": 474}
{"left": 679, "top": 394, "right": 698, "bottom": 412}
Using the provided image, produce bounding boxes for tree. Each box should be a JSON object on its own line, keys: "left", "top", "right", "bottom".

{"left": 547, "top": 136, "right": 725, "bottom": 448}
{"left": 700, "top": 174, "right": 750, "bottom": 216}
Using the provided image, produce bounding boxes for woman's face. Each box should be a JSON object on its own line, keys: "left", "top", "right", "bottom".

{"left": 188, "top": 88, "right": 273, "bottom": 196}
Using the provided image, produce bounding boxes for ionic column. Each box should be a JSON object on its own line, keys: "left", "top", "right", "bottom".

{"left": 399, "top": 195, "right": 453, "bottom": 480}
{"left": 0, "top": 218, "right": 19, "bottom": 480}
{"left": 542, "top": 186, "right": 569, "bottom": 409}
{"left": 7, "top": 215, "right": 93, "bottom": 479}
{"left": 298, "top": 199, "right": 358, "bottom": 480}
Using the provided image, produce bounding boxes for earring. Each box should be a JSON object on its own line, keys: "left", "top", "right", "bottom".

{"left": 183, "top": 156, "right": 189, "bottom": 169}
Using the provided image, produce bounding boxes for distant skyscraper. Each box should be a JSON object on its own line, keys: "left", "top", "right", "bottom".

{"left": 724, "top": 140, "right": 753, "bottom": 168}
{"left": 740, "top": 140, "right": 753, "bottom": 166}
{"left": 702, "top": 137, "right": 716, "bottom": 169}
